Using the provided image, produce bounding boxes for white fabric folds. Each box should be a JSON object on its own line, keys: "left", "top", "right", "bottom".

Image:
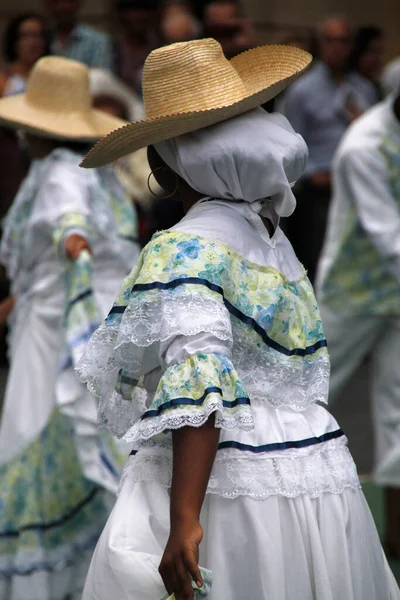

{"left": 155, "top": 107, "right": 308, "bottom": 218}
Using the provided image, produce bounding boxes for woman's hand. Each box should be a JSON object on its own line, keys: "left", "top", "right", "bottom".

{"left": 159, "top": 517, "right": 203, "bottom": 600}
{"left": 162, "top": 418, "right": 220, "bottom": 599}
{"left": 64, "top": 233, "right": 91, "bottom": 260}
{"left": 0, "top": 296, "right": 15, "bottom": 326}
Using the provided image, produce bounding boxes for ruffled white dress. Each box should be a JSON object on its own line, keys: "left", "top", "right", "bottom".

{"left": 79, "top": 197, "right": 400, "bottom": 600}
{"left": 0, "top": 149, "right": 140, "bottom": 600}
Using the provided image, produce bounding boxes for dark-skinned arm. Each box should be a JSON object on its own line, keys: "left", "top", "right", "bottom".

{"left": 0, "top": 295, "right": 15, "bottom": 326}
{"left": 159, "top": 416, "right": 220, "bottom": 600}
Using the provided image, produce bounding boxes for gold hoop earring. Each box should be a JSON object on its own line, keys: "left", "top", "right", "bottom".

{"left": 147, "top": 167, "right": 179, "bottom": 199}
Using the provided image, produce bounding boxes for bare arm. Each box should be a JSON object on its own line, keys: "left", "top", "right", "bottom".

{"left": 0, "top": 295, "right": 15, "bottom": 325}
{"left": 159, "top": 417, "right": 220, "bottom": 600}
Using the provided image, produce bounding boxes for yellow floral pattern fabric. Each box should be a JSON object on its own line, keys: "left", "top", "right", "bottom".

{"left": 0, "top": 411, "right": 114, "bottom": 579}
{"left": 109, "top": 230, "right": 327, "bottom": 355}
{"left": 120, "top": 353, "right": 254, "bottom": 441}
{"left": 78, "top": 230, "right": 330, "bottom": 439}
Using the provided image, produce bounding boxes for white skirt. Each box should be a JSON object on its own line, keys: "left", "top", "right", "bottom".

{"left": 83, "top": 478, "right": 400, "bottom": 600}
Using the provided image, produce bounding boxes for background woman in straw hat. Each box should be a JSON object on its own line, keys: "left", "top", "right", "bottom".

{"left": 78, "top": 39, "right": 400, "bottom": 599}
{"left": 0, "top": 56, "right": 140, "bottom": 600}
{"left": 89, "top": 67, "right": 159, "bottom": 244}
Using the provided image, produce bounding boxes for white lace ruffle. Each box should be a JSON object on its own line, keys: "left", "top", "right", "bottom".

{"left": 232, "top": 321, "right": 330, "bottom": 412}
{"left": 78, "top": 286, "right": 329, "bottom": 417}
{"left": 119, "top": 437, "right": 360, "bottom": 500}
{"left": 77, "top": 289, "right": 232, "bottom": 403}
{"left": 121, "top": 396, "right": 254, "bottom": 443}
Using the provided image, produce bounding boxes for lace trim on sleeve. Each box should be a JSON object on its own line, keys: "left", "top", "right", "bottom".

{"left": 77, "top": 287, "right": 233, "bottom": 431}
{"left": 112, "top": 353, "right": 254, "bottom": 442}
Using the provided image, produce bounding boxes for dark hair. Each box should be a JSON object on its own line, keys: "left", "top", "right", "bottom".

{"left": 59, "top": 140, "right": 93, "bottom": 155}
{"left": 3, "top": 13, "right": 51, "bottom": 63}
{"left": 114, "top": 0, "right": 161, "bottom": 10}
{"left": 350, "top": 26, "right": 383, "bottom": 71}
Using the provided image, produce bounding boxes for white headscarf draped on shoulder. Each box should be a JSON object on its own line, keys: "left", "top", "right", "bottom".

{"left": 155, "top": 107, "right": 308, "bottom": 219}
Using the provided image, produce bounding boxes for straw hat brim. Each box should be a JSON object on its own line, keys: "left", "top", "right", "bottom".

{"left": 82, "top": 45, "right": 312, "bottom": 168}
{"left": 0, "top": 94, "right": 127, "bottom": 142}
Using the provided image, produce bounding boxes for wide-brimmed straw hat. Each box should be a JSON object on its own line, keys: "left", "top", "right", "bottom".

{"left": 81, "top": 38, "right": 312, "bottom": 168}
{"left": 89, "top": 68, "right": 145, "bottom": 122}
{"left": 0, "top": 56, "right": 127, "bottom": 141}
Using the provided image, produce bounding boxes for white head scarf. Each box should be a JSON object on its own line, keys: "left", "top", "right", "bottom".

{"left": 155, "top": 107, "right": 308, "bottom": 218}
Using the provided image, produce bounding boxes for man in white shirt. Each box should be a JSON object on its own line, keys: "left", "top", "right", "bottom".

{"left": 316, "top": 89, "right": 400, "bottom": 558}
{"left": 283, "top": 17, "right": 378, "bottom": 282}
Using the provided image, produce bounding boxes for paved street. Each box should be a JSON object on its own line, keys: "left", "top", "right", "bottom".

{"left": 330, "top": 360, "right": 373, "bottom": 475}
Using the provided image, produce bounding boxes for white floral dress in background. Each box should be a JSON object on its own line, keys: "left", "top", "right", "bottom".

{"left": 0, "top": 148, "right": 140, "bottom": 600}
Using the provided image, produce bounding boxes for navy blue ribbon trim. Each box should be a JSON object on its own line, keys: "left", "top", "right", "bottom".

{"left": 110, "top": 306, "right": 126, "bottom": 314}
{"left": 129, "top": 429, "right": 344, "bottom": 457}
{"left": 66, "top": 288, "right": 92, "bottom": 316}
{"left": 109, "top": 277, "right": 327, "bottom": 357}
{"left": 218, "top": 429, "right": 344, "bottom": 453}
{"left": 141, "top": 386, "right": 250, "bottom": 420}
{"left": 121, "top": 235, "right": 139, "bottom": 244}
{"left": 0, "top": 487, "right": 98, "bottom": 539}
{"left": 0, "top": 533, "right": 100, "bottom": 578}
{"left": 100, "top": 451, "right": 120, "bottom": 479}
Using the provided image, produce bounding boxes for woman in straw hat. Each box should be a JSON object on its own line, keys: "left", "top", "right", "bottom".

{"left": 89, "top": 67, "right": 158, "bottom": 237}
{"left": 77, "top": 39, "right": 400, "bottom": 599}
{"left": 0, "top": 56, "right": 141, "bottom": 600}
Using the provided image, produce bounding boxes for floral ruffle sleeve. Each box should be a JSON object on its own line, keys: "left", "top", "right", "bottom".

{"left": 120, "top": 352, "right": 253, "bottom": 442}
{"left": 77, "top": 231, "right": 254, "bottom": 439}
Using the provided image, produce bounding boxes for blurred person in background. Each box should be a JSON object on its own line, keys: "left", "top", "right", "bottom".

{"left": 0, "top": 14, "right": 50, "bottom": 97}
{"left": 113, "top": 0, "right": 161, "bottom": 95}
{"left": 204, "top": 0, "right": 255, "bottom": 58}
{"left": 350, "top": 26, "right": 385, "bottom": 101}
{"left": 283, "top": 16, "right": 378, "bottom": 283}
{"left": 161, "top": 0, "right": 201, "bottom": 44}
{"left": 0, "top": 14, "right": 50, "bottom": 365}
{"left": 191, "top": 0, "right": 212, "bottom": 22}
{"left": 89, "top": 67, "right": 157, "bottom": 245}
{"left": 316, "top": 83, "right": 400, "bottom": 561}
{"left": 0, "top": 56, "right": 139, "bottom": 600}
{"left": 382, "top": 56, "right": 400, "bottom": 96}
{"left": 0, "top": 12, "right": 50, "bottom": 215}
{"left": 264, "top": 32, "right": 312, "bottom": 113}
{"left": 45, "top": 0, "right": 113, "bottom": 69}
{"left": 280, "top": 33, "right": 311, "bottom": 53}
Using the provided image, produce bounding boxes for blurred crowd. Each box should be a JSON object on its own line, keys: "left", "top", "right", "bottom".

{"left": 2, "top": 1, "right": 400, "bottom": 591}
{"left": 0, "top": 1, "right": 399, "bottom": 307}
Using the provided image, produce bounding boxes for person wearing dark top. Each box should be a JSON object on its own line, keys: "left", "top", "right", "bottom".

{"left": 113, "top": 0, "right": 161, "bottom": 95}
{"left": 350, "top": 26, "right": 385, "bottom": 102}
{"left": 45, "top": 0, "right": 113, "bottom": 69}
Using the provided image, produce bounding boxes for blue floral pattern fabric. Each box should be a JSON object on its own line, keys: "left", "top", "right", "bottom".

{"left": 63, "top": 249, "right": 101, "bottom": 367}
{"left": 110, "top": 231, "right": 327, "bottom": 354}
{"left": 120, "top": 353, "right": 253, "bottom": 441}
{"left": 97, "top": 166, "right": 138, "bottom": 244}
{"left": 78, "top": 230, "right": 330, "bottom": 441}
{"left": 161, "top": 568, "right": 213, "bottom": 599}
{"left": 0, "top": 411, "right": 114, "bottom": 582}
{"left": 320, "top": 138, "right": 400, "bottom": 315}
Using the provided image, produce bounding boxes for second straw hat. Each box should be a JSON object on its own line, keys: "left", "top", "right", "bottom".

{"left": 82, "top": 38, "right": 312, "bottom": 168}
{"left": 0, "top": 56, "right": 126, "bottom": 141}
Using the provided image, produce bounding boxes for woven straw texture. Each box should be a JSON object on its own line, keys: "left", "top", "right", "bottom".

{"left": 82, "top": 39, "right": 312, "bottom": 168}
{"left": 0, "top": 56, "right": 126, "bottom": 141}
